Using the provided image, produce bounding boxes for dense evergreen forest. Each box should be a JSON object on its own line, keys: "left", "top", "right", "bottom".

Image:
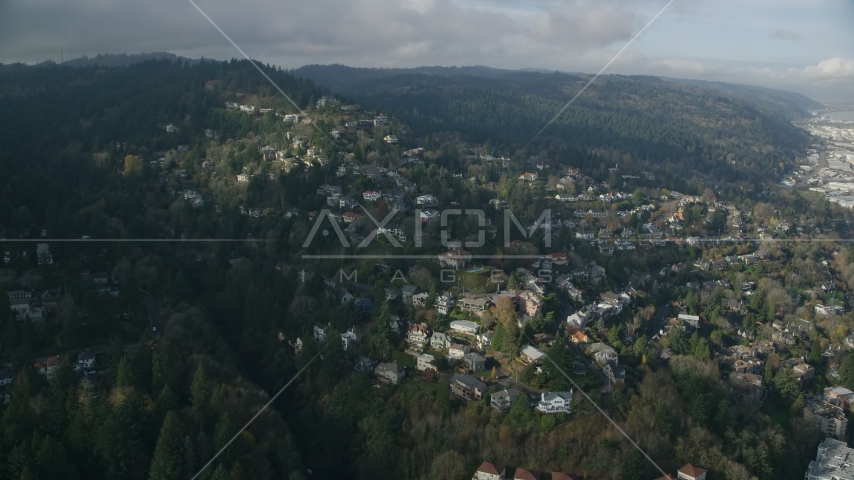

{"left": 294, "top": 65, "right": 811, "bottom": 182}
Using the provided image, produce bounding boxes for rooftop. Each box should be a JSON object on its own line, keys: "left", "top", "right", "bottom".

{"left": 806, "top": 438, "right": 854, "bottom": 480}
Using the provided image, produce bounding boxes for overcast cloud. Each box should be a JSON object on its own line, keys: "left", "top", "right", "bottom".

{"left": 0, "top": 0, "right": 852, "bottom": 102}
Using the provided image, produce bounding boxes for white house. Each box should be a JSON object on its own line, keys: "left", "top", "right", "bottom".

{"left": 430, "top": 332, "right": 453, "bottom": 350}
{"left": 477, "top": 331, "right": 494, "bottom": 350}
{"left": 416, "top": 354, "right": 437, "bottom": 372}
{"left": 412, "top": 292, "right": 429, "bottom": 308}
{"left": 594, "top": 348, "right": 618, "bottom": 366}
{"left": 520, "top": 345, "right": 546, "bottom": 364}
{"left": 77, "top": 351, "right": 96, "bottom": 369}
{"left": 448, "top": 344, "right": 471, "bottom": 360}
{"left": 536, "top": 391, "right": 573, "bottom": 414}
{"left": 313, "top": 323, "right": 329, "bottom": 342}
{"left": 0, "top": 369, "right": 14, "bottom": 386}
{"left": 363, "top": 191, "right": 382, "bottom": 202}
{"left": 340, "top": 289, "right": 355, "bottom": 304}
{"left": 375, "top": 361, "right": 406, "bottom": 385}
{"left": 435, "top": 294, "right": 456, "bottom": 315}
{"left": 416, "top": 194, "right": 438, "bottom": 206}
{"left": 340, "top": 327, "right": 359, "bottom": 350}
{"left": 406, "top": 323, "right": 431, "bottom": 346}
{"left": 450, "top": 320, "right": 479, "bottom": 335}
{"left": 473, "top": 462, "right": 507, "bottom": 480}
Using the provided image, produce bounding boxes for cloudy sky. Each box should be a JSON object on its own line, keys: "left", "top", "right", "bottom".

{"left": 1, "top": 0, "right": 852, "bottom": 102}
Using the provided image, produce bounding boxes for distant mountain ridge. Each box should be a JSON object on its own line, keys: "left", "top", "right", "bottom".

{"left": 292, "top": 64, "right": 811, "bottom": 181}
{"left": 662, "top": 77, "right": 824, "bottom": 120}
{"left": 294, "top": 64, "right": 822, "bottom": 121}
{"left": 34, "top": 54, "right": 822, "bottom": 120}
{"left": 43, "top": 52, "right": 198, "bottom": 68}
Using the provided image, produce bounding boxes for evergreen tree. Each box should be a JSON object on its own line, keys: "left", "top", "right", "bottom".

{"left": 684, "top": 289, "right": 699, "bottom": 315}
{"left": 791, "top": 394, "right": 805, "bottom": 418}
{"left": 764, "top": 360, "right": 774, "bottom": 383}
{"left": 149, "top": 411, "right": 184, "bottom": 480}
{"left": 214, "top": 414, "right": 237, "bottom": 451}
{"left": 809, "top": 338, "right": 822, "bottom": 363}
{"left": 669, "top": 326, "right": 689, "bottom": 354}
{"left": 620, "top": 450, "right": 645, "bottom": 480}
{"left": 840, "top": 354, "right": 854, "bottom": 391}
{"left": 109, "top": 337, "right": 126, "bottom": 368}
{"left": 774, "top": 368, "right": 799, "bottom": 398}
{"left": 191, "top": 363, "right": 210, "bottom": 410}
{"left": 210, "top": 465, "right": 229, "bottom": 480}
{"left": 116, "top": 356, "right": 136, "bottom": 388}
{"left": 434, "top": 378, "right": 450, "bottom": 417}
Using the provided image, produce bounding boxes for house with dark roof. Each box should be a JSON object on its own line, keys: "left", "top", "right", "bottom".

{"left": 491, "top": 388, "right": 522, "bottom": 413}
{"left": 77, "top": 350, "right": 96, "bottom": 369}
{"left": 354, "top": 355, "right": 377, "bottom": 372}
{"left": 449, "top": 373, "right": 487, "bottom": 401}
{"left": 0, "top": 368, "right": 15, "bottom": 386}
{"left": 603, "top": 361, "right": 625, "bottom": 387}
{"left": 429, "top": 332, "right": 453, "bottom": 350}
{"left": 375, "top": 362, "right": 406, "bottom": 385}
{"left": 464, "top": 352, "right": 487, "bottom": 373}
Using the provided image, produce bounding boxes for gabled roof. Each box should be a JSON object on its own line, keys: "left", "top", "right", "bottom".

{"left": 450, "top": 373, "right": 487, "bottom": 392}
{"left": 476, "top": 461, "right": 505, "bottom": 475}
{"left": 678, "top": 464, "right": 707, "bottom": 477}
{"left": 550, "top": 473, "right": 580, "bottom": 480}
{"left": 513, "top": 467, "right": 541, "bottom": 480}
{"left": 541, "top": 391, "right": 572, "bottom": 403}
{"left": 376, "top": 362, "right": 405, "bottom": 376}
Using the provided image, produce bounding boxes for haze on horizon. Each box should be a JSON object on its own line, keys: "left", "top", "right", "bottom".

{"left": 0, "top": 0, "right": 852, "bottom": 103}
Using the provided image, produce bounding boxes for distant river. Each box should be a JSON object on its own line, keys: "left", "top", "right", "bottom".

{"left": 826, "top": 110, "right": 854, "bottom": 121}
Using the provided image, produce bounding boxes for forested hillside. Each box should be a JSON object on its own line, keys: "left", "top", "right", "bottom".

{"left": 0, "top": 58, "right": 845, "bottom": 480}
{"left": 664, "top": 78, "right": 824, "bottom": 120}
{"left": 294, "top": 65, "right": 811, "bottom": 181}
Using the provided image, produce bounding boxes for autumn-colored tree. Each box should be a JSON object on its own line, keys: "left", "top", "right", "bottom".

{"left": 124, "top": 155, "right": 142, "bottom": 175}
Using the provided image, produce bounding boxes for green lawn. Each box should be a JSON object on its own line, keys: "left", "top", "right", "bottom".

{"left": 392, "top": 350, "right": 416, "bottom": 367}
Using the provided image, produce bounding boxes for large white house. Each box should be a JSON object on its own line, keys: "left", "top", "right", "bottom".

{"left": 406, "top": 323, "right": 431, "bottom": 346}
{"left": 450, "top": 320, "right": 479, "bottom": 335}
{"left": 536, "top": 391, "right": 573, "bottom": 414}
{"left": 416, "top": 354, "right": 437, "bottom": 372}
{"left": 520, "top": 345, "right": 546, "bottom": 364}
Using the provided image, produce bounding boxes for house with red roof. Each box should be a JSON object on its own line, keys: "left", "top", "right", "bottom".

{"left": 677, "top": 464, "right": 707, "bottom": 480}
{"left": 473, "top": 461, "right": 506, "bottom": 480}
{"left": 512, "top": 467, "right": 540, "bottom": 480}
{"left": 655, "top": 463, "right": 707, "bottom": 480}
{"left": 550, "top": 474, "right": 580, "bottom": 480}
